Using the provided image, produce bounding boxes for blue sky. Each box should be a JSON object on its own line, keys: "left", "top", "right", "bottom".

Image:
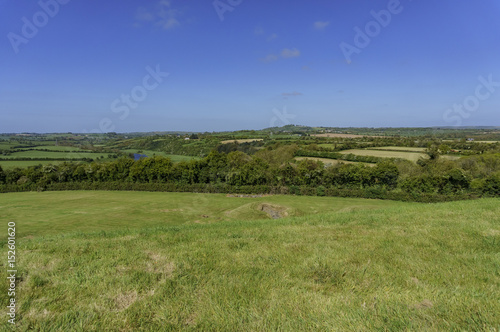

{"left": 1, "top": 0, "right": 499, "bottom": 133}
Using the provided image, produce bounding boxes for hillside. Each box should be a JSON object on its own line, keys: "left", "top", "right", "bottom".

{"left": 0, "top": 192, "right": 498, "bottom": 330}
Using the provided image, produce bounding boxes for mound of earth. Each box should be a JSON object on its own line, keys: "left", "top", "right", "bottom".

{"left": 258, "top": 203, "right": 289, "bottom": 219}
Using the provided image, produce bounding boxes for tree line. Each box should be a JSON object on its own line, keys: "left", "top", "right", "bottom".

{"left": 1, "top": 149, "right": 499, "bottom": 201}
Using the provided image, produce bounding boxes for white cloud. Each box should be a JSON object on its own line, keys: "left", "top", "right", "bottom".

{"left": 260, "top": 48, "right": 301, "bottom": 63}
{"left": 267, "top": 33, "right": 278, "bottom": 42}
{"left": 314, "top": 21, "right": 330, "bottom": 30}
{"left": 135, "top": 0, "right": 181, "bottom": 30}
{"left": 282, "top": 91, "right": 303, "bottom": 97}
{"left": 281, "top": 48, "right": 300, "bottom": 58}
{"left": 260, "top": 54, "right": 279, "bottom": 63}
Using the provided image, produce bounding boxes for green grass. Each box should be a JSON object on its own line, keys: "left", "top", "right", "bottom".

{"left": 0, "top": 150, "right": 109, "bottom": 160}
{"left": 295, "top": 157, "right": 375, "bottom": 167}
{"left": 340, "top": 149, "right": 428, "bottom": 161}
{"left": 0, "top": 192, "right": 403, "bottom": 238}
{"left": 122, "top": 150, "right": 201, "bottom": 162}
{"left": 0, "top": 192, "right": 498, "bottom": 330}
{"left": 368, "top": 146, "right": 427, "bottom": 152}
{"left": 20, "top": 145, "right": 87, "bottom": 152}
{"left": 0, "top": 160, "right": 71, "bottom": 169}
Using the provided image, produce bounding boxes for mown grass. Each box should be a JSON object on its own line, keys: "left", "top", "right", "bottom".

{"left": 295, "top": 157, "right": 375, "bottom": 167}
{"left": 368, "top": 146, "right": 427, "bottom": 152}
{"left": 340, "top": 149, "right": 428, "bottom": 162}
{"left": 0, "top": 193, "right": 498, "bottom": 331}
{"left": 0, "top": 191, "right": 403, "bottom": 238}
{"left": 0, "top": 160, "right": 69, "bottom": 169}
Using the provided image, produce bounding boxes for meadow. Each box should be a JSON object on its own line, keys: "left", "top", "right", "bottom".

{"left": 121, "top": 150, "right": 200, "bottom": 163}
{"left": 0, "top": 191, "right": 498, "bottom": 330}
{"left": 339, "top": 149, "right": 428, "bottom": 162}
{"left": 294, "top": 157, "right": 375, "bottom": 167}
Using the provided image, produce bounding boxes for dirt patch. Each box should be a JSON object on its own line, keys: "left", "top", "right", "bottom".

{"left": 258, "top": 203, "right": 289, "bottom": 219}
{"left": 145, "top": 251, "right": 175, "bottom": 277}
{"left": 114, "top": 291, "right": 137, "bottom": 311}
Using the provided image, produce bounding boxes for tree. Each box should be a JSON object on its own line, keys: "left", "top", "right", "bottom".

{"left": 0, "top": 165, "right": 5, "bottom": 184}
{"left": 426, "top": 145, "right": 440, "bottom": 160}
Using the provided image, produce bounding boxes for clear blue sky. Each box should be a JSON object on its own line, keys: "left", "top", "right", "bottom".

{"left": 1, "top": 0, "right": 499, "bottom": 133}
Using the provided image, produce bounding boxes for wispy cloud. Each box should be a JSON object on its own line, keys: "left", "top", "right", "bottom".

{"left": 260, "top": 54, "right": 279, "bottom": 63}
{"left": 282, "top": 91, "right": 303, "bottom": 97}
{"left": 314, "top": 21, "right": 330, "bottom": 30}
{"left": 135, "top": 0, "right": 181, "bottom": 30}
{"left": 281, "top": 48, "right": 300, "bottom": 58}
{"left": 261, "top": 48, "right": 301, "bottom": 63}
{"left": 254, "top": 26, "right": 264, "bottom": 35}
{"left": 267, "top": 33, "right": 278, "bottom": 42}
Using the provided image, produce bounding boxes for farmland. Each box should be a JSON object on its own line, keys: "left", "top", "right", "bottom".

{"left": 0, "top": 191, "right": 498, "bottom": 330}
{"left": 294, "top": 157, "right": 375, "bottom": 167}
{"left": 339, "top": 149, "right": 428, "bottom": 162}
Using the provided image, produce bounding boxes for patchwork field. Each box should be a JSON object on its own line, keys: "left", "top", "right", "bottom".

{"left": 0, "top": 191, "right": 498, "bottom": 330}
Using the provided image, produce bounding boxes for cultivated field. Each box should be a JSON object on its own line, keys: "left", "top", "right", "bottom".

{"left": 295, "top": 157, "right": 375, "bottom": 167}
{"left": 340, "top": 149, "right": 428, "bottom": 162}
{"left": 368, "top": 146, "right": 427, "bottom": 152}
{"left": 0, "top": 192, "right": 498, "bottom": 330}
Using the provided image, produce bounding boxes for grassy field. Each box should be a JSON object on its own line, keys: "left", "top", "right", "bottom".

{"left": 339, "top": 149, "right": 428, "bottom": 162}
{"left": 295, "top": 157, "right": 375, "bottom": 167}
{"left": 0, "top": 192, "right": 498, "bottom": 330}
{"left": 122, "top": 150, "right": 201, "bottom": 162}
{"left": 368, "top": 146, "right": 427, "bottom": 152}
{"left": 220, "top": 139, "right": 263, "bottom": 144}
{"left": 0, "top": 160, "right": 71, "bottom": 169}
{"left": 0, "top": 150, "right": 110, "bottom": 160}
{"left": 0, "top": 192, "right": 403, "bottom": 239}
